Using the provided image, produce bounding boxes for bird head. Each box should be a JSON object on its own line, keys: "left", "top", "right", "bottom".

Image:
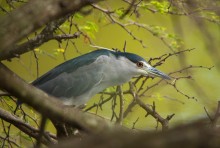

{"left": 135, "top": 60, "right": 171, "bottom": 80}
{"left": 117, "top": 51, "right": 171, "bottom": 80}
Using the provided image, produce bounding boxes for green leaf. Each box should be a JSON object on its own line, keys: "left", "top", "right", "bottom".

{"left": 140, "top": 1, "right": 170, "bottom": 14}
{"left": 115, "top": 8, "right": 124, "bottom": 17}
{"left": 74, "top": 12, "right": 84, "bottom": 19}
{"left": 104, "top": 87, "right": 116, "bottom": 93}
{"left": 150, "top": 1, "right": 169, "bottom": 14}
{"left": 79, "top": 21, "right": 99, "bottom": 39}
{"left": 80, "top": 21, "right": 98, "bottom": 32}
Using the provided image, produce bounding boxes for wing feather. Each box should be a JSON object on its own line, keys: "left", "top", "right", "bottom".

{"left": 32, "top": 49, "right": 111, "bottom": 98}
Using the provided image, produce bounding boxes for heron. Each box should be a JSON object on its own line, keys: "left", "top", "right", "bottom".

{"left": 32, "top": 49, "right": 170, "bottom": 106}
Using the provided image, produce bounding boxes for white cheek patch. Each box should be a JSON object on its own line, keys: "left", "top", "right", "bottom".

{"left": 137, "top": 69, "right": 148, "bottom": 75}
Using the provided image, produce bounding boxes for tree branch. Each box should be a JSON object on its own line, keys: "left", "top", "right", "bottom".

{"left": 0, "top": 63, "right": 117, "bottom": 134}
{"left": 0, "top": 16, "right": 73, "bottom": 60}
{"left": 0, "top": 0, "right": 101, "bottom": 61}
{"left": 0, "top": 107, "right": 57, "bottom": 145}
{"left": 51, "top": 120, "right": 220, "bottom": 148}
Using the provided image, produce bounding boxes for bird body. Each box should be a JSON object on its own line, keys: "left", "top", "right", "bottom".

{"left": 33, "top": 49, "right": 170, "bottom": 106}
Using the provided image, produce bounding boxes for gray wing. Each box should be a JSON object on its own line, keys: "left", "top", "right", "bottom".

{"left": 32, "top": 50, "right": 108, "bottom": 85}
{"left": 34, "top": 58, "right": 105, "bottom": 99}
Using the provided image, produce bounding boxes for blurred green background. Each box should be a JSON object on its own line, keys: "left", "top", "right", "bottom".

{"left": 2, "top": 1, "right": 220, "bottom": 131}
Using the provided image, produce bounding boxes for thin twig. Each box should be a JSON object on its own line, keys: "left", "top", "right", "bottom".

{"left": 116, "top": 85, "right": 124, "bottom": 125}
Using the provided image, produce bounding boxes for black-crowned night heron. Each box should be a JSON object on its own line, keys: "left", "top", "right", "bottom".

{"left": 32, "top": 49, "right": 170, "bottom": 106}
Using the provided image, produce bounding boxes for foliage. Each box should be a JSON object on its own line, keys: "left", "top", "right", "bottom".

{"left": 0, "top": 0, "right": 219, "bottom": 147}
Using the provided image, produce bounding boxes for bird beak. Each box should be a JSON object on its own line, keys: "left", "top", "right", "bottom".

{"left": 146, "top": 67, "right": 171, "bottom": 80}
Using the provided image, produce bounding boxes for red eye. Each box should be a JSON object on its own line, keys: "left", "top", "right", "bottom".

{"left": 136, "top": 62, "right": 143, "bottom": 68}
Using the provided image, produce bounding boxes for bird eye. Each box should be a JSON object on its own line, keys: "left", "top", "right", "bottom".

{"left": 136, "top": 62, "right": 143, "bottom": 68}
